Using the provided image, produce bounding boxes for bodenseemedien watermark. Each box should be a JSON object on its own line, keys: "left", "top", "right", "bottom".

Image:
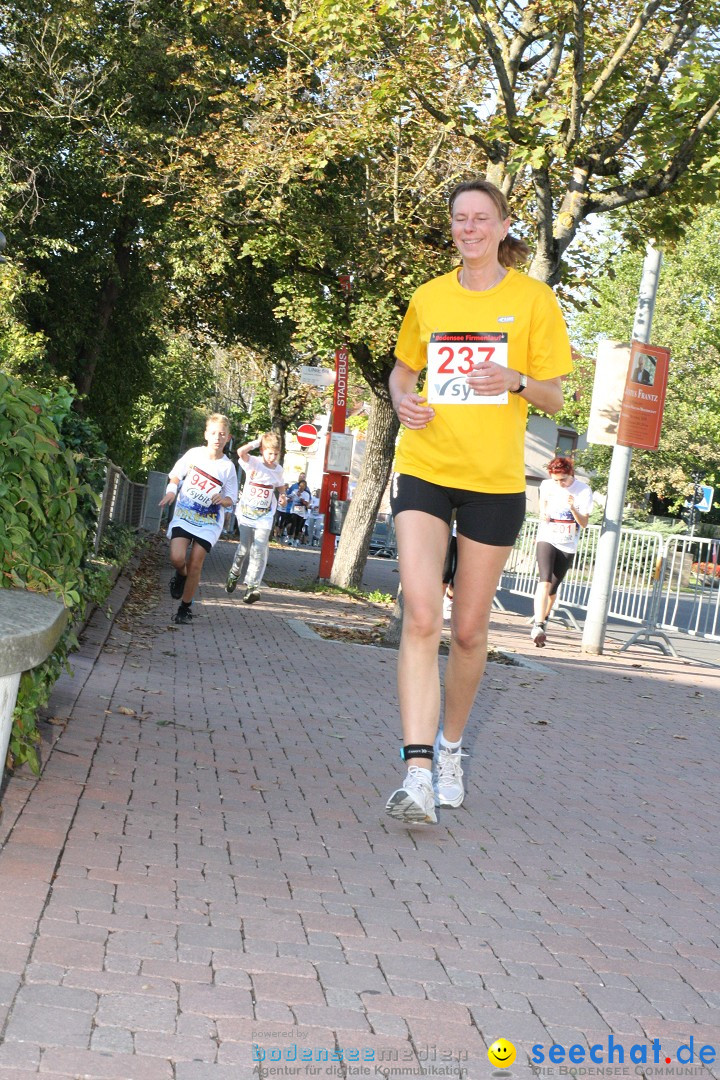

{"left": 251, "top": 1043, "right": 468, "bottom": 1076}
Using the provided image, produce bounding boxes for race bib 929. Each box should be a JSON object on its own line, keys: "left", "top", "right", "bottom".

{"left": 427, "top": 331, "right": 508, "bottom": 405}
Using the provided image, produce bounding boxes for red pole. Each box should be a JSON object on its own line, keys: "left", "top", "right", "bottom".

{"left": 318, "top": 344, "right": 350, "bottom": 580}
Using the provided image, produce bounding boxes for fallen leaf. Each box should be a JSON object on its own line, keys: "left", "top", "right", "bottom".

{"left": 117, "top": 707, "right": 136, "bottom": 716}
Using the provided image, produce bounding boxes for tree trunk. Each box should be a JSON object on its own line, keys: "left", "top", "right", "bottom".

{"left": 76, "top": 218, "right": 134, "bottom": 399}
{"left": 381, "top": 582, "right": 404, "bottom": 647}
{"left": 329, "top": 390, "right": 399, "bottom": 590}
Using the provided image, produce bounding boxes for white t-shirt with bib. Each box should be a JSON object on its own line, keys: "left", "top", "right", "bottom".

{"left": 536, "top": 477, "right": 593, "bottom": 554}
{"left": 237, "top": 455, "right": 285, "bottom": 528}
{"left": 167, "top": 447, "right": 238, "bottom": 548}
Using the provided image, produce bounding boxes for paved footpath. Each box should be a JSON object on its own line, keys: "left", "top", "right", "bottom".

{"left": 1, "top": 539, "right": 719, "bottom": 1080}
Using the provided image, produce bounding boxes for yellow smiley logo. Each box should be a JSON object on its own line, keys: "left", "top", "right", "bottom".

{"left": 488, "top": 1039, "right": 517, "bottom": 1069}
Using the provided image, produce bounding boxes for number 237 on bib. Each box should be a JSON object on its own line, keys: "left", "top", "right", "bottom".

{"left": 427, "top": 331, "right": 508, "bottom": 406}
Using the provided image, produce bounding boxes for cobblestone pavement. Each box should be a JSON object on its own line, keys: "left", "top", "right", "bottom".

{"left": 0, "top": 538, "right": 719, "bottom": 1080}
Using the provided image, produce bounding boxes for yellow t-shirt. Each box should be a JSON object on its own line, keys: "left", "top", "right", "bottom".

{"left": 393, "top": 267, "right": 573, "bottom": 493}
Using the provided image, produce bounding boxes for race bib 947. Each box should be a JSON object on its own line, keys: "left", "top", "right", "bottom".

{"left": 427, "top": 331, "right": 508, "bottom": 405}
{"left": 182, "top": 466, "right": 221, "bottom": 508}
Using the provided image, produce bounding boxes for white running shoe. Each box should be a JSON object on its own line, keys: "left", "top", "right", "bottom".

{"left": 442, "top": 593, "right": 453, "bottom": 621}
{"left": 385, "top": 766, "right": 437, "bottom": 824}
{"left": 434, "top": 744, "right": 464, "bottom": 807}
{"left": 530, "top": 623, "right": 547, "bottom": 648}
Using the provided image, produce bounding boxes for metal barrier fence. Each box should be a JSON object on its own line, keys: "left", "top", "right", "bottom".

{"left": 93, "top": 464, "right": 148, "bottom": 553}
{"left": 499, "top": 519, "right": 720, "bottom": 645}
{"left": 658, "top": 534, "right": 720, "bottom": 640}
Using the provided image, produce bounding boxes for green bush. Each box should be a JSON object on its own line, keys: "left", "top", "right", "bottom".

{"left": 0, "top": 372, "right": 99, "bottom": 772}
{"left": 98, "top": 522, "right": 137, "bottom": 565}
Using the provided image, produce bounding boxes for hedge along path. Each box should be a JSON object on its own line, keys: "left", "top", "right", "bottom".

{"left": 0, "top": 373, "right": 96, "bottom": 772}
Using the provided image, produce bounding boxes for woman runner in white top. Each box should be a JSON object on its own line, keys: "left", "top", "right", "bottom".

{"left": 531, "top": 456, "right": 593, "bottom": 647}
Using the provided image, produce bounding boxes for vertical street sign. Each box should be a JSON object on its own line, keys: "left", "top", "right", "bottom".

{"left": 616, "top": 342, "right": 671, "bottom": 451}
{"left": 318, "top": 343, "right": 350, "bottom": 580}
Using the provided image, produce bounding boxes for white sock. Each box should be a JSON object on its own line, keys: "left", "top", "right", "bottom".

{"left": 439, "top": 734, "right": 462, "bottom": 753}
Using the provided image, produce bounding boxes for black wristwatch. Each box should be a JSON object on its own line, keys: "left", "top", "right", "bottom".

{"left": 510, "top": 372, "right": 527, "bottom": 395}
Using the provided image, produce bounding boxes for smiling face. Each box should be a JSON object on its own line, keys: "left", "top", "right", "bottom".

{"left": 488, "top": 1039, "right": 516, "bottom": 1069}
{"left": 451, "top": 190, "right": 510, "bottom": 266}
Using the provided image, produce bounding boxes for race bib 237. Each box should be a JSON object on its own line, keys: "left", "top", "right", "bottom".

{"left": 427, "top": 331, "right": 508, "bottom": 405}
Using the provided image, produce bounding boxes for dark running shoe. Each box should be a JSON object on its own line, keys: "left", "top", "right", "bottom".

{"left": 170, "top": 573, "right": 186, "bottom": 600}
{"left": 225, "top": 570, "right": 239, "bottom": 594}
{"left": 173, "top": 605, "right": 193, "bottom": 624}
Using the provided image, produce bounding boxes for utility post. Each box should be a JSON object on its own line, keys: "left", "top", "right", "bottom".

{"left": 688, "top": 471, "right": 704, "bottom": 537}
{"left": 582, "top": 244, "right": 662, "bottom": 655}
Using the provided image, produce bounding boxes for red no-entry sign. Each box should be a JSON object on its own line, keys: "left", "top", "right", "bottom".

{"left": 296, "top": 423, "right": 318, "bottom": 449}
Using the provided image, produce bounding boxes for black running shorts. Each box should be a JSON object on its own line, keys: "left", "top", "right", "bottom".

{"left": 169, "top": 526, "right": 212, "bottom": 554}
{"left": 535, "top": 540, "right": 574, "bottom": 594}
{"left": 390, "top": 473, "right": 525, "bottom": 547}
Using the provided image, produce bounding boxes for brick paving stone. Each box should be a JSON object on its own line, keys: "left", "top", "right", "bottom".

{"left": 132, "top": 1030, "right": 218, "bottom": 1061}
{"left": 345, "top": 940, "right": 438, "bottom": 962}
{"left": 175, "top": 1065, "right": 255, "bottom": 1080}
{"left": 594, "top": 1012, "right": 650, "bottom": 1036}
{"left": 94, "top": 991, "right": 178, "bottom": 1031}
{"left": 14, "top": 985, "right": 97, "bottom": 1012}
{"left": 102, "top": 953, "right": 143, "bottom": 974}
{"left": 314, "top": 964, "right": 389, "bottom": 993}
{"left": 39, "top": 1048, "right": 174, "bottom": 1078}
{"left": 378, "top": 977, "right": 429, "bottom": 999}
{"left": 140, "top": 959, "right": 214, "bottom": 984}
{"left": 581, "top": 986, "right": 664, "bottom": 1019}
{"left": 3, "top": 1003, "right": 93, "bottom": 1047}
{"left": 62, "top": 970, "right": 176, "bottom": 997}
{"left": 89, "top": 1026, "right": 135, "bottom": 1054}
{"left": 178, "top": 985, "right": 254, "bottom": 1018}
{"left": 363, "top": 995, "right": 470, "bottom": 1024}
{"left": 0, "top": 1042, "right": 41, "bottom": 1070}
{"left": 251, "top": 973, "right": 326, "bottom": 1006}
{"left": 489, "top": 990, "right": 533, "bottom": 1012}
{"left": 293, "top": 1005, "right": 372, "bottom": 1031}
{"left": 367, "top": 1014, "right": 409, "bottom": 1038}
{"left": 426, "top": 983, "right": 498, "bottom": 1008}
{"left": 250, "top": 1002, "right": 296, "bottom": 1024}
{"left": 306, "top": 931, "right": 344, "bottom": 950}
{"left": 323, "top": 988, "right": 365, "bottom": 1011}
{"left": 472, "top": 1005, "right": 544, "bottom": 1047}
{"left": 404, "top": 1016, "right": 485, "bottom": 1056}
{"left": 177, "top": 1013, "right": 218, "bottom": 1038}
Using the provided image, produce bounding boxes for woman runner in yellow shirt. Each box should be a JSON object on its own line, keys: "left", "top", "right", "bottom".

{"left": 385, "top": 178, "right": 573, "bottom": 824}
